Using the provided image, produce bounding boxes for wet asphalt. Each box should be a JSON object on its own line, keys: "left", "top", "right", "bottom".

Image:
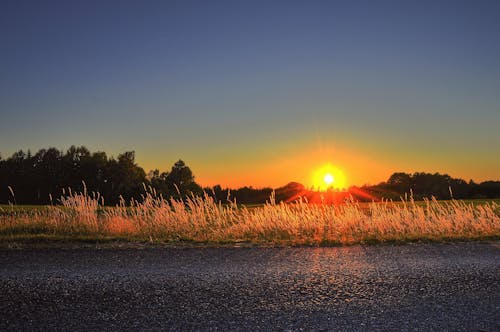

{"left": 0, "top": 242, "right": 499, "bottom": 331}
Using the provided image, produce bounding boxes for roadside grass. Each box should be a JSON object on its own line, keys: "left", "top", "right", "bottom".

{"left": 1, "top": 191, "right": 499, "bottom": 247}
{"left": 2, "top": 198, "right": 500, "bottom": 214}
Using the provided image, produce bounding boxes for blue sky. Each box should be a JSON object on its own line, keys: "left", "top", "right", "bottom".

{"left": 1, "top": 0, "right": 499, "bottom": 187}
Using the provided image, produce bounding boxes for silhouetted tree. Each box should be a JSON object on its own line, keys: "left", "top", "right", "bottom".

{"left": 104, "top": 151, "right": 147, "bottom": 203}
{"left": 149, "top": 169, "right": 170, "bottom": 197}
{"left": 150, "top": 160, "right": 202, "bottom": 199}
{"left": 0, "top": 147, "right": 147, "bottom": 205}
{"left": 478, "top": 181, "right": 500, "bottom": 198}
{"left": 387, "top": 172, "right": 412, "bottom": 193}
{"left": 365, "top": 172, "right": 500, "bottom": 200}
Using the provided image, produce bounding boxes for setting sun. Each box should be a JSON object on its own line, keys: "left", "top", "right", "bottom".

{"left": 324, "top": 173, "right": 334, "bottom": 185}
{"left": 312, "top": 164, "right": 347, "bottom": 191}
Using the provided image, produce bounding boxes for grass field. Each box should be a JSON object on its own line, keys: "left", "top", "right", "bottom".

{"left": 1, "top": 192, "right": 499, "bottom": 246}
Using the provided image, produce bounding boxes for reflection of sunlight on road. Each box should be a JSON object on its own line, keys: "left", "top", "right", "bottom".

{"left": 266, "top": 246, "right": 376, "bottom": 276}
{"left": 261, "top": 246, "right": 379, "bottom": 309}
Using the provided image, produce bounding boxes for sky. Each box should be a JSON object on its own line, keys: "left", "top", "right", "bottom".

{"left": 1, "top": 0, "right": 499, "bottom": 188}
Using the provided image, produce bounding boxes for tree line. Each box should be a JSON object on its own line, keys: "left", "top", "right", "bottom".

{"left": 1, "top": 146, "right": 499, "bottom": 205}
{"left": 359, "top": 172, "right": 500, "bottom": 201}
{"left": 0, "top": 146, "right": 201, "bottom": 205}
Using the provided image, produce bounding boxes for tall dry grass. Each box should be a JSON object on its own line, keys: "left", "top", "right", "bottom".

{"left": 1, "top": 187, "right": 499, "bottom": 245}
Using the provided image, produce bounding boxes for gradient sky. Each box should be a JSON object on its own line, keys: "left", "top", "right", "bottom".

{"left": 1, "top": 0, "right": 499, "bottom": 188}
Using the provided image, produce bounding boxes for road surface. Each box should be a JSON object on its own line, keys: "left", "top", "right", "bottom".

{"left": 1, "top": 242, "right": 499, "bottom": 331}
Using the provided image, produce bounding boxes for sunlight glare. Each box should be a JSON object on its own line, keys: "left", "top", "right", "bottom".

{"left": 312, "top": 164, "right": 347, "bottom": 191}
{"left": 324, "top": 173, "right": 334, "bottom": 185}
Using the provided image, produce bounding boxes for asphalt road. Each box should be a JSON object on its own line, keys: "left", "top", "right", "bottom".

{"left": 0, "top": 242, "right": 499, "bottom": 331}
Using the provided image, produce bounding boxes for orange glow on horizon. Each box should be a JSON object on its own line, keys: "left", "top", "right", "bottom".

{"left": 139, "top": 141, "right": 393, "bottom": 189}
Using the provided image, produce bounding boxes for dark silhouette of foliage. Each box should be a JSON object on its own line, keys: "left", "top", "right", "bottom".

{"left": 363, "top": 172, "right": 500, "bottom": 201}
{"left": 149, "top": 159, "right": 202, "bottom": 199}
{"left": 0, "top": 147, "right": 200, "bottom": 205}
{"left": 204, "top": 182, "right": 306, "bottom": 205}
{"left": 387, "top": 172, "right": 412, "bottom": 193}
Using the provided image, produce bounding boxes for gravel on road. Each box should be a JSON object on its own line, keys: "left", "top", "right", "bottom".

{"left": 0, "top": 242, "right": 499, "bottom": 331}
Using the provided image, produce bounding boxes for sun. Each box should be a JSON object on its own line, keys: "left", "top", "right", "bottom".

{"left": 324, "top": 173, "right": 334, "bottom": 185}
{"left": 312, "top": 164, "right": 347, "bottom": 191}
